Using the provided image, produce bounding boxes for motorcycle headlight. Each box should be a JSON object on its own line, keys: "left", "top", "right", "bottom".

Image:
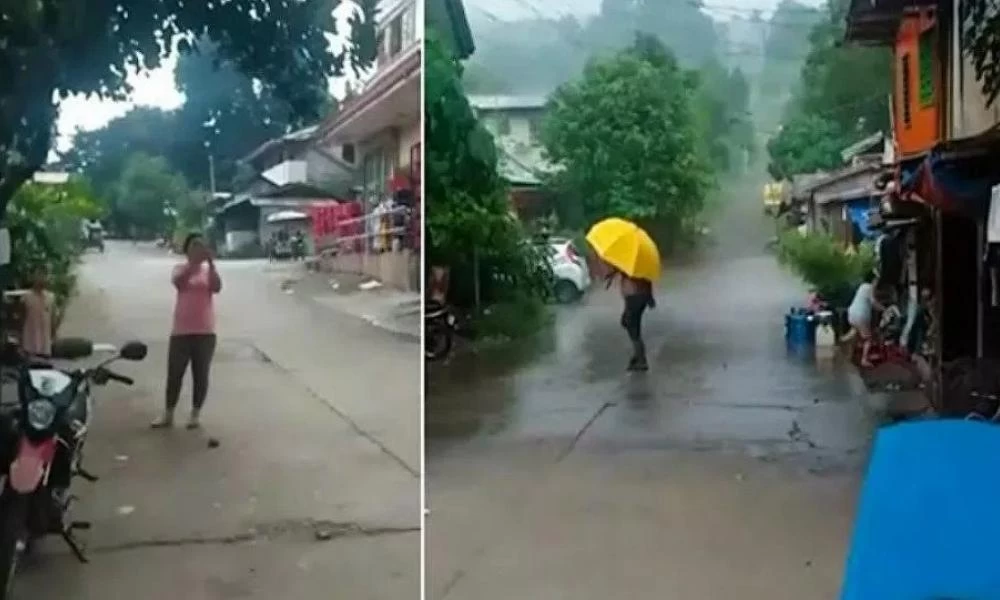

{"left": 26, "top": 399, "right": 56, "bottom": 430}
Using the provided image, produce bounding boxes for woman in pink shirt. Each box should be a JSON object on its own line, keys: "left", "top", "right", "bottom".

{"left": 152, "top": 233, "right": 222, "bottom": 429}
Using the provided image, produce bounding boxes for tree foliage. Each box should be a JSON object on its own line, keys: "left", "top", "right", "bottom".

{"left": 425, "top": 33, "right": 550, "bottom": 309}
{"left": 463, "top": 0, "right": 719, "bottom": 95}
{"left": 5, "top": 179, "right": 101, "bottom": 311}
{"left": 691, "top": 61, "right": 754, "bottom": 170}
{"left": 112, "top": 153, "right": 193, "bottom": 236}
{"left": 0, "top": 0, "right": 377, "bottom": 215}
{"left": 764, "top": 0, "right": 822, "bottom": 62}
{"left": 63, "top": 37, "right": 332, "bottom": 203}
{"left": 965, "top": 0, "right": 1000, "bottom": 107}
{"left": 766, "top": 0, "right": 890, "bottom": 179}
{"left": 777, "top": 230, "right": 874, "bottom": 307}
{"left": 542, "top": 35, "right": 712, "bottom": 242}
{"left": 759, "top": 0, "right": 821, "bottom": 106}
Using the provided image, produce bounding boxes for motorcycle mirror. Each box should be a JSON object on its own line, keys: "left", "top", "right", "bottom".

{"left": 50, "top": 337, "right": 94, "bottom": 360}
{"left": 0, "top": 228, "right": 9, "bottom": 266}
{"left": 119, "top": 341, "right": 148, "bottom": 361}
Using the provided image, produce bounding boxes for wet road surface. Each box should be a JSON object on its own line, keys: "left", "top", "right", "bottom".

{"left": 426, "top": 174, "right": 874, "bottom": 599}
{"left": 428, "top": 239, "right": 874, "bottom": 469}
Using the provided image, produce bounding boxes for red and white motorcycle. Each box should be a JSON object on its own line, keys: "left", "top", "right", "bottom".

{"left": 0, "top": 337, "right": 146, "bottom": 598}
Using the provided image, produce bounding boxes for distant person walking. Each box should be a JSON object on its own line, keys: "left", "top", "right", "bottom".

{"left": 607, "top": 268, "right": 656, "bottom": 371}
{"left": 152, "top": 233, "right": 221, "bottom": 429}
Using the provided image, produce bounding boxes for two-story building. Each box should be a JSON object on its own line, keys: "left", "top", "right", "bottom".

{"left": 319, "top": 0, "right": 421, "bottom": 213}
{"left": 467, "top": 94, "right": 558, "bottom": 218}
{"left": 213, "top": 125, "right": 354, "bottom": 256}
{"left": 314, "top": 0, "right": 422, "bottom": 289}
{"left": 468, "top": 94, "right": 552, "bottom": 184}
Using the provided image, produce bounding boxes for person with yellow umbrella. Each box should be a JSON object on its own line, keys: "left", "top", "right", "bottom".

{"left": 586, "top": 218, "right": 661, "bottom": 371}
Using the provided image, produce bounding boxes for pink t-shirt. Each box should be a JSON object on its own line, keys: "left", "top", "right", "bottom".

{"left": 171, "top": 263, "right": 216, "bottom": 335}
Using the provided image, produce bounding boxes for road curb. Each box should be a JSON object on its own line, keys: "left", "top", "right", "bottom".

{"left": 356, "top": 313, "right": 421, "bottom": 344}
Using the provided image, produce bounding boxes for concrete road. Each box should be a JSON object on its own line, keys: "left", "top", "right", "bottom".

{"left": 426, "top": 174, "right": 875, "bottom": 599}
{"left": 15, "top": 242, "right": 420, "bottom": 599}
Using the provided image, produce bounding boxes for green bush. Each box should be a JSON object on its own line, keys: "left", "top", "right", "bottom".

{"left": 776, "top": 230, "right": 875, "bottom": 307}
{"left": 472, "top": 291, "right": 553, "bottom": 344}
{"left": 5, "top": 179, "right": 102, "bottom": 326}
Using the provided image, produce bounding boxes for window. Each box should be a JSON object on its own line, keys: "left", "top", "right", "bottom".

{"left": 363, "top": 151, "right": 385, "bottom": 207}
{"left": 918, "top": 29, "right": 935, "bottom": 107}
{"left": 342, "top": 144, "right": 355, "bottom": 164}
{"left": 900, "top": 53, "right": 912, "bottom": 128}
{"left": 402, "top": 4, "right": 416, "bottom": 46}
{"left": 389, "top": 15, "right": 403, "bottom": 57}
{"left": 528, "top": 115, "right": 542, "bottom": 142}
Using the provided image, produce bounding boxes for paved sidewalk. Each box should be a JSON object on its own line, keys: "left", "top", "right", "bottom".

{"left": 284, "top": 269, "right": 421, "bottom": 341}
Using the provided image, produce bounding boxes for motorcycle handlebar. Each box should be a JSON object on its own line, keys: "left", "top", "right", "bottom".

{"left": 103, "top": 370, "right": 134, "bottom": 386}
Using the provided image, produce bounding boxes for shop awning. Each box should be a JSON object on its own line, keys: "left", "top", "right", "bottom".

{"left": 900, "top": 150, "right": 1000, "bottom": 217}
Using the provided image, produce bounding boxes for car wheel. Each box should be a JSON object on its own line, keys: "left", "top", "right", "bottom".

{"left": 554, "top": 279, "right": 580, "bottom": 304}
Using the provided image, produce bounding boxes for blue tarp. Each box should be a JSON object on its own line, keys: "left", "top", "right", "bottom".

{"left": 841, "top": 420, "right": 1000, "bottom": 599}
{"left": 846, "top": 199, "right": 876, "bottom": 239}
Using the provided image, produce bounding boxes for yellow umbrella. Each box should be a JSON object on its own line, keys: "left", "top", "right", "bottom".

{"left": 585, "top": 218, "right": 662, "bottom": 281}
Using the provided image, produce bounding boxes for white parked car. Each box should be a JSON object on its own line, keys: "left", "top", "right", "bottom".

{"left": 541, "top": 237, "right": 591, "bottom": 303}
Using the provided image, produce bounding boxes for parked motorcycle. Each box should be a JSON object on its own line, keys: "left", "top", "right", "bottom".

{"left": 0, "top": 336, "right": 147, "bottom": 598}
{"left": 291, "top": 234, "right": 307, "bottom": 261}
{"left": 425, "top": 300, "right": 456, "bottom": 362}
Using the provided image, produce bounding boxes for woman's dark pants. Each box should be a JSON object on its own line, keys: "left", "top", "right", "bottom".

{"left": 165, "top": 334, "right": 217, "bottom": 411}
{"left": 621, "top": 294, "right": 649, "bottom": 368}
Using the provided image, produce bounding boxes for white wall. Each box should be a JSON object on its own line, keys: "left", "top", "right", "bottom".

{"left": 950, "top": 0, "right": 1000, "bottom": 139}
{"left": 261, "top": 160, "right": 307, "bottom": 186}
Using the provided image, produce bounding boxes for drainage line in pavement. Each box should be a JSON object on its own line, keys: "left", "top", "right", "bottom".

{"left": 557, "top": 401, "right": 617, "bottom": 463}
{"left": 242, "top": 340, "right": 419, "bottom": 478}
{"left": 83, "top": 525, "right": 420, "bottom": 556}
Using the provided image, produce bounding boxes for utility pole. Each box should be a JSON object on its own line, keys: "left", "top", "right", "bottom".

{"left": 208, "top": 154, "right": 217, "bottom": 197}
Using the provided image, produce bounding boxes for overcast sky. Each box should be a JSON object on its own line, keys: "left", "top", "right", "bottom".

{"left": 53, "top": 1, "right": 366, "bottom": 156}
{"left": 464, "top": 0, "right": 822, "bottom": 21}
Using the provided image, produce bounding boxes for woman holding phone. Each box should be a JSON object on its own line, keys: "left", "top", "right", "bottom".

{"left": 152, "top": 232, "right": 222, "bottom": 429}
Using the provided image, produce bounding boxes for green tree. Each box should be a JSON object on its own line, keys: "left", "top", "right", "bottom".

{"left": 767, "top": 0, "right": 890, "bottom": 178}
{"left": 425, "top": 32, "right": 549, "bottom": 311}
{"left": 0, "top": 0, "right": 377, "bottom": 216}
{"left": 766, "top": 114, "right": 846, "bottom": 179}
{"left": 965, "top": 0, "right": 1000, "bottom": 106}
{"left": 5, "top": 179, "right": 101, "bottom": 312}
{"left": 113, "top": 153, "right": 190, "bottom": 236}
{"left": 61, "top": 107, "right": 178, "bottom": 203}
{"left": 542, "top": 36, "right": 711, "bottom": 242}
{"left": 463, "top": 0, "right": 719, "bottom": 95}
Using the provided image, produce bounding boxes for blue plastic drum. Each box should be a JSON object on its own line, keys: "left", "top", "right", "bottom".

{"left": 785, "top": 309, "right": 815, "bottom": 347}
